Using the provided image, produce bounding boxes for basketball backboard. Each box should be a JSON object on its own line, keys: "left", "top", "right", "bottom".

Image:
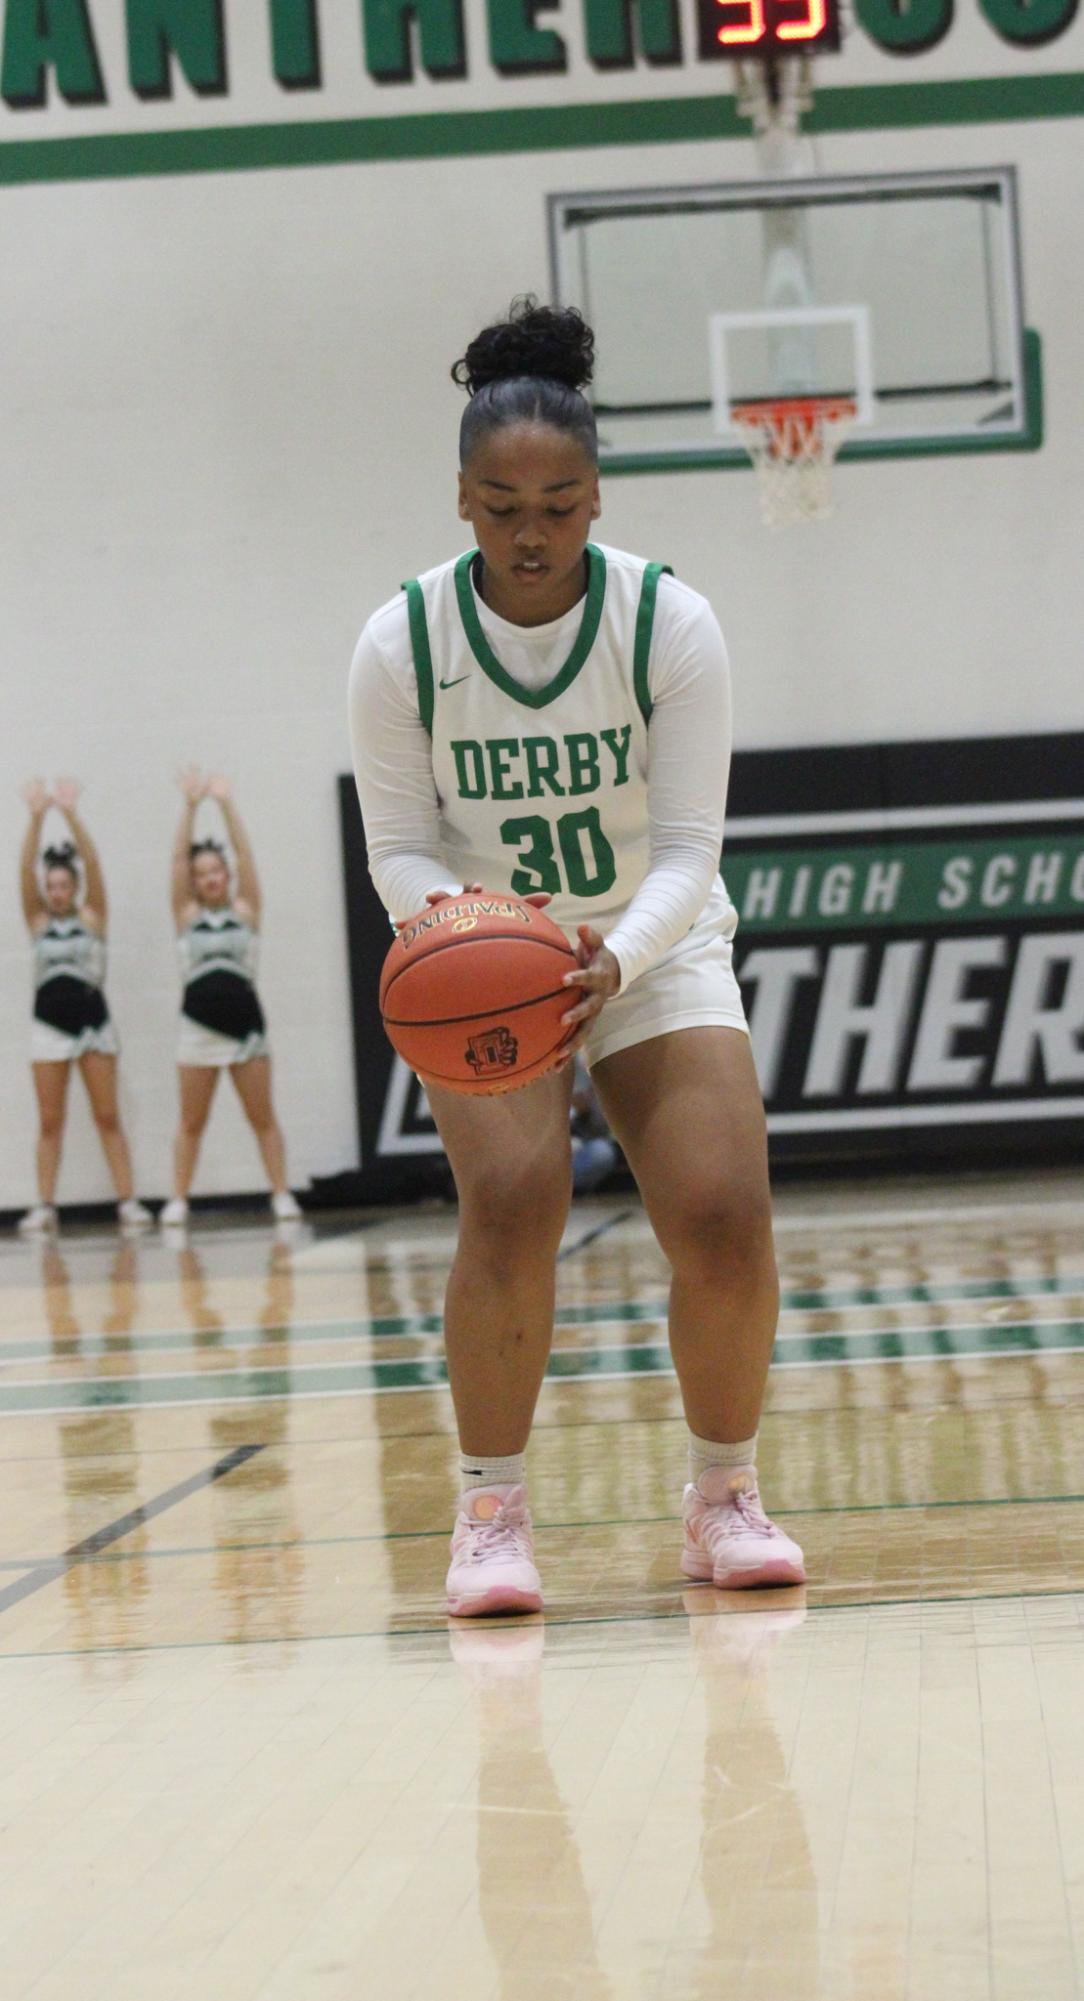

{"left": 547, "top": 168, "right": 1040, "bottom": 473}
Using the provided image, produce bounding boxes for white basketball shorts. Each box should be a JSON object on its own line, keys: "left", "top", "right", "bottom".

{"left": 583, "top": 915, "right": 748, "bottom": 1071}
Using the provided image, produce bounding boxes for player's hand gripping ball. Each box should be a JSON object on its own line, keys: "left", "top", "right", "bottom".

{"left": 379, "top": 892, "right": 579, "bottom": 1095}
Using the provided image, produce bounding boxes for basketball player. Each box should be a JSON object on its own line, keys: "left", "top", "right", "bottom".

{"left": 160, "top": 769, "right": 301, "bottom": 1229}
{"left": 349, "top": 299, "right": 804, "bottom": 1615}
{"left": 18, "top": 777, "right": 151, "bottom": 1234}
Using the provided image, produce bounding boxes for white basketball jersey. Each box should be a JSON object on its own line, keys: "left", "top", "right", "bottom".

{"left": 403, "top": 541, "right": 712, "bottom": 937}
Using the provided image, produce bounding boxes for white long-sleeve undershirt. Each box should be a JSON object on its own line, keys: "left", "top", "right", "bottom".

{"left": 348, "top": 566, "right": 733, "bottom": 994}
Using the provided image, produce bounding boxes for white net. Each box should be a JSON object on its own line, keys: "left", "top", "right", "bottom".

{"left": 732, "top": 397, "right": 856, "bottom": 528}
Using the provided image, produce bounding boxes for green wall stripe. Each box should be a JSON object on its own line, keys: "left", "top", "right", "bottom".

{"left": 809, "top": 68, "right": 1084, "bottom": 132}
{"left": 0, "top": 72, "right": 1082, "bottom": 188}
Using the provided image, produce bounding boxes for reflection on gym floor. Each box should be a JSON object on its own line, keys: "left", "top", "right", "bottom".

{"left": 0, "top": 1169, "right": 1082, "bottom": 1998}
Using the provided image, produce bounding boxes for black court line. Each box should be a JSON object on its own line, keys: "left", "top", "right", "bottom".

{"left": 557, "top": 1208, "right": 635, "bottom": 1262}
{"left": 0, "top": 1443, "right": 265, "bottom": 1618}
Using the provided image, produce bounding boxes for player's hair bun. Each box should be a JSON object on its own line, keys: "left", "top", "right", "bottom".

{"left": 42, "top": 842, "right": 78, "bottom": 871}
{"left": 452, "top": 296, "right": 599, "bottom": 465}
{"left": 452, "top": 296, "right": 595, "bottom": 397}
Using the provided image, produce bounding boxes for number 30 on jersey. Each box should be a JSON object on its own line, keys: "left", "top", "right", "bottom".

{"left": 501, "top": 809, "right": 618, "bottom": 900}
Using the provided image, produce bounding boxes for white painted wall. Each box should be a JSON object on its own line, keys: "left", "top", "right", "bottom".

{"left": 2, "top": 45, "right": 1081, "bottom": 1208}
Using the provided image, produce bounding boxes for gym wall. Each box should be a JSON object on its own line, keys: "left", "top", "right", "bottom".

{"left": 1, "top": 4, "right": 1079, "bottom": 1205}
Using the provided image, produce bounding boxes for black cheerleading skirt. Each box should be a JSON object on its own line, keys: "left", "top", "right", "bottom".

{"left": 182, "top": 970, "right": 266, "bottom": 1040}
{"left": 35, "top": 976, "right": 109, "bottom": 1037}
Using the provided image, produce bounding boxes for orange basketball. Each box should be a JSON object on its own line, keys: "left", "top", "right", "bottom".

{"left": 379, "top": 892, "right": 579, "bottom": 1095}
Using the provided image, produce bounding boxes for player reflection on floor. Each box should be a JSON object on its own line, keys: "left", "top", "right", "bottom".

{"left": 38, "top": 1239, "right": 150, "bottom": 1655}
{"left": 448, "top": 1598, "right": 818, "bottom": 2000}
{"left": 450, "top": 1623, "right": 615, "bottom": 2000}
{"left": 676, "top": 1595, "right": 823, "bottom": 2000}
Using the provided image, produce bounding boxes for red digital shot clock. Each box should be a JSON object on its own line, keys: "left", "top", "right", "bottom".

{"left": 697, "top": 0, "right": 842, "bottom": 56}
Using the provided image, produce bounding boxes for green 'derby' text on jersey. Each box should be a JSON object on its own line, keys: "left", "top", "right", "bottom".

{"left": 404, "top": 542, "right": 711, "bottom": 939}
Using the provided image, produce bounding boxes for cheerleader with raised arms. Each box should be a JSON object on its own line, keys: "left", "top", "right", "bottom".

{"left": 18, "top": 778, "right": 150, "bottom": 1234}
{"left": 160, "top": 769, "right": 300, "bottom": 1229}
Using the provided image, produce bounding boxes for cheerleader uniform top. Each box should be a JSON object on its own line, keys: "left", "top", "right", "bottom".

{"left": 178, "top": 907, "right": 266, "bottom": 1040}
{"left": 33, "top": 916, "right": 110, "bottom": 1035}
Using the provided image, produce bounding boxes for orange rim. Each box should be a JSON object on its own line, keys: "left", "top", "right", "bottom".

{"left": 731, "top": 396, "right": 857, "bottom": 458}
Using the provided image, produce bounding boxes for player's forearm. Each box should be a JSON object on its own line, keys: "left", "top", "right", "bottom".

{"left": 62, "top": 805, "right": 90, "bottom": 851}
{"left": 350, "top": 644, "right": 459, "bottom": 922}
{"left": 367, "top": 843, "right": 463, "bottom": 926}
{"left": 64, "top": 810, "right": 105, "bottom": 903}
{"left": 19, "top": 811, "right": 46, "bottom": 912}
{"left": 171, "top": 802, "right": 199, "bottom": 902}
{"left": 219, "top": 801, "right": 259, "bottom": 900}
{"left": 173, "top": 799, "right": 198, "bottom": 860}
{"left": 604, "top": 842, "right": 723, "bottom": 993}
{"left": 218, "top": 796, "right": 248, "bottom": 856}
{"left": 606, "top": 594, "right": 732, "bottom": 989}
{"left": 20, "top": 810, "right": 45, "bottom": 877}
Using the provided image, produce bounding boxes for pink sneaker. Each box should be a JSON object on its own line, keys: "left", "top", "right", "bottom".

{"left": 681, "top": 1467, "right": 806, "bottom": 1589}
{"left": 445, "top": 1484, "right": 544, "bottom": 1618}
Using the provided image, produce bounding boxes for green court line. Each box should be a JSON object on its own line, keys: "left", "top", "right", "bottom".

{"left": 779, "top": 1274, "right": 1084, "bottom": 1314}
{"left": 0, "top": 73, "right": 1082, "bottom": 190}
{"left": 1, "top": 1317, "right": 1083, "bottom": 1412}
{"left": 4, "top": 1272, "right": 1082, "bottom": 1366}
{"left": 3, "top": 1488, "right": 1081, "bottom": 1571}
{"left": 1, "top": 1585, "right": 1081, "bottom": 1663}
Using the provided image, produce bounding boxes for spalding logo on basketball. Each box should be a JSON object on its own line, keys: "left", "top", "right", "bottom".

{"left": 378, "top": 893, "right": 578, "bottom": 1096}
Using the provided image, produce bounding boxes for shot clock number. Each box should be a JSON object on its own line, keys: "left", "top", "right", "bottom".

{"left": 697, "top": 0, "right": 842, "bottom": 54}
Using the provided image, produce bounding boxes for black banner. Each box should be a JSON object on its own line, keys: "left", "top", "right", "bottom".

{"left": 338, "top": 732, "right": 1084, "bottom": 1193}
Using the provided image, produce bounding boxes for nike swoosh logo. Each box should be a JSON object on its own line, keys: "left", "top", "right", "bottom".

{"left": 439, "top": 674, "right": 470, "bottom": 690}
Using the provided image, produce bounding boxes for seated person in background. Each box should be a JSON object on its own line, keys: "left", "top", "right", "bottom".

{"left": 570, "top": 1055, "right": 620, "bottom": 1194}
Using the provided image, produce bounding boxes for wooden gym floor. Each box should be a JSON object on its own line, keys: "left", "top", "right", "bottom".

{"left": 1, "top": 1167, "right": 1083, "bottom": 1999}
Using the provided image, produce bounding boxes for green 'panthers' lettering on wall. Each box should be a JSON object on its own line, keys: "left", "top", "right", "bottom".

{"left": 979, "top": 0, "right": 1078, "bottom": 45}
{"left": 582, "top": 0, "right": 682, "bottom": 67}
{"left": 2, "top": 0, "right": 1081, "bottom": 115}
{"left": 2, "top": 0, "right": 1083, "bottom": 116}
{"left": 451, "top": 728, "right": 632, "bottom": 802}
{"left": 488, "top": 0, "right": 566, "bottom": 74}
{"left": 363, "top": 0, "right": 466, "bottom": 82}
{"left": 126, "top": 0, "right": 228, "bottom": 99}
{"left": 1, "top": 0, "right": 104, "bottom": 106}
{"left": 853, "top": 0, "right": 953, "bottom": 52}
{"left": 270, "top": 0, "right": 321, "bottom": 88}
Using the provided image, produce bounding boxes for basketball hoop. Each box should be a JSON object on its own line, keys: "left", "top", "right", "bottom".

{"left": 731, "top": 395, "right": 856, "bottom": 528}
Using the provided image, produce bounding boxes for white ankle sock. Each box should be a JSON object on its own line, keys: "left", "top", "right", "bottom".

{"left": 688, "top": 1431, "right": 758, "bottom": 1486}
{"left": 459, "top": 1451, "right": 526, "bottom": 1493}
